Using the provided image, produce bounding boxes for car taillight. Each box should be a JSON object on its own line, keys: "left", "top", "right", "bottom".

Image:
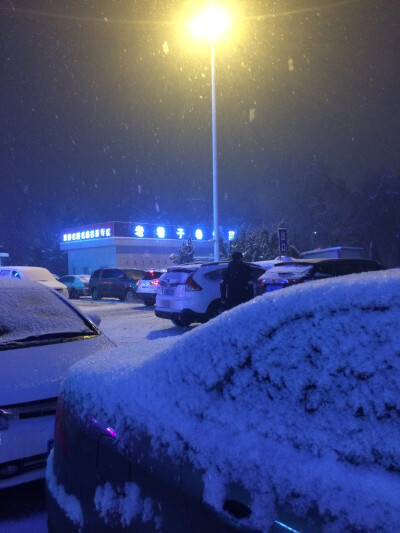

{"left": 185, "top": 273, "right": 202, "bottom": 291}
{"left": 137, "top": 280, "right": 141, "bottom": 285}
{"left": 150, "top": 279, "right": 159, "bottom": 286}
{"left": 54, "top": 397, "right": 68, "bottom": 458}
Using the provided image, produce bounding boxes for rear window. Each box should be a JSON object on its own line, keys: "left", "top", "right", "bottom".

{"left": 123, "top": 269, "right": 145, "bottom": 281}
{"left": 262, "top": 264, "right": 313, "bottom": 280}
{"left": 160, "top": 270, "right": 193, "bottom": 286}
{"left": 141, "top": 271, "right": 164, "bottom": 281}
{"left": 204, "top": 267, "right": 226, "bottom": 281}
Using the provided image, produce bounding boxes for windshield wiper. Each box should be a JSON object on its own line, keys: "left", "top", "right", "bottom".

{"left": 0, "top": 330, "right": 95, "bottom": 350}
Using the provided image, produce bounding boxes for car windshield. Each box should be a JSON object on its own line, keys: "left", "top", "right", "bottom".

{"left": 0, "top": 280, "right": 95, "bottom": 348}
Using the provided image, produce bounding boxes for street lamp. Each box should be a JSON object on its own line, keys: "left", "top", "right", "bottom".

{"left": 188, "top": 5, "right": 231, "bottom": 262}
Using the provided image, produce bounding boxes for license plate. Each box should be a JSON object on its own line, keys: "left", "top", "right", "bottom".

{"left": 163, "top": 288, "right": 174, "bottom": 295}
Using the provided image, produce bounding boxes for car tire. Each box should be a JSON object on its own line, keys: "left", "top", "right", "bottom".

{"left": 206, "top": 300, "right": 224, "bottom": 322}
{"left": 171, "top": 317, "right": 190, "bottom": 327}
{"left": 143, "top": 299, "right": 155, "bottom": 306}
{"left": 91, "top": 288, "right": 100, "bottom": 301}
{"left": 69, "top": 289, "right": 78, "bottom": 299}
{"left": 125, "top": 289, "right": 135, "bottom": 303}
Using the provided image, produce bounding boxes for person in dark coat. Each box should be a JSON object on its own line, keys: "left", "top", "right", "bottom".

{"left": 220, "top": 251, "right": 254, "bottom": 310}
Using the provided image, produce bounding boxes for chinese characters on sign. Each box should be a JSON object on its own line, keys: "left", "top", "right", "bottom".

{"left": 62, "top": 222, "right": 236, "bottom": 242}
{"left": 63, "top": 227, "right": 112, "bottom": 242}
{"left": 134, "top": 225, "right": 145, "bottom": 238}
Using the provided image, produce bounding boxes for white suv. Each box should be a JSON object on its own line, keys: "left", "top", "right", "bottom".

{"left": 155, "top": 261, "right": 267, "bottom": 327}
{"left": 136, "top": 269, "right": 166, "bottom": 306}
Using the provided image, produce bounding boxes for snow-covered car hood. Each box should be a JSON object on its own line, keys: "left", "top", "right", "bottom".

{"left": 0, "top": 334, "right": 114, "bottom": 405}
{"left": 0, "top": 278, "right": 115, "bottom": 405}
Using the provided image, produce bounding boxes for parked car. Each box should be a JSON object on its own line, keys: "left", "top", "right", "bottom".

{"left": 58, "top": 274, "right": 90, "bottom": 299}
{"left": 136, "top": 269, "right": 166, "bottom": 306}
{"left": 0, "top": 278, "right": 115, "bottom": 489}
{"left": 0, "top": 266, "right": 69, "bottom": 297}
{"left": 155, "top": 261, "right": 267, "bottom": 327}
{"left": 256, "top": 257, "right": 385, "bottom": 295}
{"left": 89, "top": 268, "right": 146, "bottom": 302}
{"left": 47, "top": 269, "right": 400, "bottom": 532}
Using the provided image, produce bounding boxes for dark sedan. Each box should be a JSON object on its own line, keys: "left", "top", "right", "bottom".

{"left": 47, "top": 269, "right": 400, "bottom": 532}
{"left": 255, "top": 257, "right": 385, "bottom": 295}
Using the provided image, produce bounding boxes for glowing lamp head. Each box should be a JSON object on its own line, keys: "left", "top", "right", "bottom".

{"left": 188, "top": 5, "right": 231, "bottom": 42}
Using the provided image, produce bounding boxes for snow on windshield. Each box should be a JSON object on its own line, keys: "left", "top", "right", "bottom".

{"left": 0, "top": 279, "right": 93, "bottom": 343}
{"left": 62, "top": 269, "right": 400, "bottom": 531}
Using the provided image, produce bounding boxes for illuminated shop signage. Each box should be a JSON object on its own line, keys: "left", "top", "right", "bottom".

{"left": 61, "top": 221, "right": 236, "bottom": 243}
{"left": 62, "top": 223, "right": 113, "bottom": 243}
{"left": 132, "top": 225, "right": 199, "bottom": 240}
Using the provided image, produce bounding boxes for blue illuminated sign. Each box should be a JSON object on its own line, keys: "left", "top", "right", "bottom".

{"left": 62, "top": 221, "right": 237, "bottom": 243}
{"left": 156, "top": 226, "right": 166, "bottom": 239}
{"left": 62, "top": 225, "right": 112, "bottom": 243}
{"left": 195, "top": 229, "right": 203, "bottom": 240}
{"left": 134, "top": 225, "right": 145, "bottom": 238}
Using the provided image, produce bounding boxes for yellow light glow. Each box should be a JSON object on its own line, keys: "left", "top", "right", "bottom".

{"left": 188, "top": 5, "right": 231, "bottom": 42}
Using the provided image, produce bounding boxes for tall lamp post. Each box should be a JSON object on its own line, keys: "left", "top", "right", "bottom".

{"left": 188, "top": 6, "right": 231, "bottom": 262}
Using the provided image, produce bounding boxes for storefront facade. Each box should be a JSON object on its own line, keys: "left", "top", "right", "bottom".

{"left": 60, "top": 221, "right": 219, "bottom": 274}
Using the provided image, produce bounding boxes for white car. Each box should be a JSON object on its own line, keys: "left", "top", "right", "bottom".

{"left": 155, "top": 261, "right": 267, "bottom": 327}
{"left": 135, "top": 269, "right": 167, "bottom": 306}
{"left": 0, "top": 266, "right": 69, "bottom": 297}
{"left": 0, "top": 278, "right": 115, "bottom": 488}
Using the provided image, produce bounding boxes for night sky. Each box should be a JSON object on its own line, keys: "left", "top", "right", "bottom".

{"left": 1, "top": 0, "right": 400, "bottom": 257}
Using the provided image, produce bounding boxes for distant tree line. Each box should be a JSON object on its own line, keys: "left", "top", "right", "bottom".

{"left": 182, "top": 166, "right": 400, "bottom": 267}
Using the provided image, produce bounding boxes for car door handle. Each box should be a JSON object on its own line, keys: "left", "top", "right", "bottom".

{"left": 223, "top": 499, "right": 251, "bottom": 519}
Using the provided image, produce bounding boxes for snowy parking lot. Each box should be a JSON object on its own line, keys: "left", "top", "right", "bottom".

{"left": 0, "top": 298, "right": 188, "bottom": 533}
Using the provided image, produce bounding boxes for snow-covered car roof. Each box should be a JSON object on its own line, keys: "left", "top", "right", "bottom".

{"left": 61, "top": 269, "right": 400, "bottom": 532}
{"left": 1, "top": 266, "right": 57, "bottom": 281}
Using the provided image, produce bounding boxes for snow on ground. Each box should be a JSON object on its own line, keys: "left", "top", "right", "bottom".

{"left": 60, "top": 270, "right": 400, "bottom": 532}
